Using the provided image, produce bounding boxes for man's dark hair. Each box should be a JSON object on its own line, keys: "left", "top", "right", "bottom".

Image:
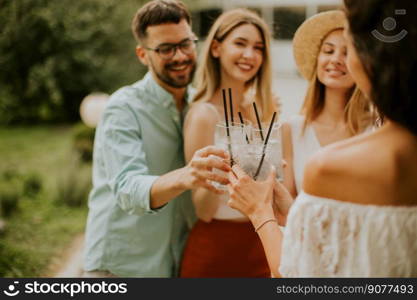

{"left": 344, "top": 0, "right": 417, "bottom": 135}
{"left": 132, "top": 0, "right": 191, "bottom": 43}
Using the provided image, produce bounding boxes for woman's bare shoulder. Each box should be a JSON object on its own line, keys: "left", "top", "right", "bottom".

{"left": 303, "top": 130, "right": 417, "bottom": 205}
{"left": 306, "top": 130, "right": 372, "bottom": 169}
{"left": 188, "top": 101, "right": 218, "bottom": 115}
{"left": 185, "top": 102, "right": 219, "bottom": 128}
{"left": 302, "top": 132, "right": 385, "bottom": 202}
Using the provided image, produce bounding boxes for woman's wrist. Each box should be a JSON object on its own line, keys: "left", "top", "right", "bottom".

{"left": 249, "top": 209, "right": 276, "bottom": 231}
{"left": 254, "top": 218, "right": 277, "bottom": 232}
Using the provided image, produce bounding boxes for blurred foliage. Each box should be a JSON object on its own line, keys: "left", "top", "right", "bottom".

{"left": 0, "top": 169, "right": 42, "bottom": 218}
{"left": 0, "top": 169, "right": 43, "bottom": 218}
{"left": 55, "top": 154, "right": 92, "bottom": 207}
{"left": 0, "top": 194, "right": 87, "bottom": 277}
{"left": 72, "top": 122, "right": 95, "bottom": 162}
{"left": 23, "top": 172, "right": 43, "bottom": 197}
{"left": 0, "top": 0, "right": 147, "bottom": 125}
{"left": 0, "top": 126, "right": 89, "bottom": 276}
{"left": 0, "top": 126, "right": 91, "bottom": 277}
{"left": 0, "top": 180, "right": 21, "bottom": 218}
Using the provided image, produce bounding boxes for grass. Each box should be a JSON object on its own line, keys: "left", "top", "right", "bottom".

{"left": 0, "top": 126, "right": 75, "bottom": 191}
{"left": 0, "top": 125, "right": 90, "bottom": 277}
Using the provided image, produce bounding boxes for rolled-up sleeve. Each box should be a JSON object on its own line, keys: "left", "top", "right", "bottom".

{"left": 100, "top": 102, "right": 163, "bottom": 216}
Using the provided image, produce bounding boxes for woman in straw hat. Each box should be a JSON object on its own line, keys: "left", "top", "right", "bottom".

{"left": 180, "top": 8, "right": 278, "bottom": 277}
{"left": 282, "top": 10, "right": 374, "bottom": 198}
{"left": 227, "top": 0, "right": 417, "bottom": 277}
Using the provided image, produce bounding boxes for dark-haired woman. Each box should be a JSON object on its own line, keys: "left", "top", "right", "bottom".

{"left": 226, "top": 0, "right": 417, "bottom": 277}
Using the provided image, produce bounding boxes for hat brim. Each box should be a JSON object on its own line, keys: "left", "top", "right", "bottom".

{"left": 293, "top": 10, "right": 346, "bottom": 80}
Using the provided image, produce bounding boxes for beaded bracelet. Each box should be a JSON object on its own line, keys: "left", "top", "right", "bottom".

{"left": 254, "top": 218, "right": 277, "bottom": 232}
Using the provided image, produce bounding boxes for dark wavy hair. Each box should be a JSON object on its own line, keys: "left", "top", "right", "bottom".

{"left": 344, "top": 0, "right": 417, "bottom": 135}
{"left": 131, "top": 0, "right": 191, "bottom": 43}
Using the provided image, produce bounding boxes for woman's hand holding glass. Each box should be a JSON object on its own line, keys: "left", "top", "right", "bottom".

{"left": 227, "top": 164, "right": 276, "bottom": 228}
{"left": 227, "top": 162, "right": 294, "bottom": 228}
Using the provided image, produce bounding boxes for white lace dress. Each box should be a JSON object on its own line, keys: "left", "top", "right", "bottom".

{"left": 279, "top": 192, "right": 417, "bottom": 277}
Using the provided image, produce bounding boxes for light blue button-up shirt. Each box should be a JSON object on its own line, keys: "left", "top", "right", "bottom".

{"left": 83, "top": 72, "right": 196, "bottom": 277}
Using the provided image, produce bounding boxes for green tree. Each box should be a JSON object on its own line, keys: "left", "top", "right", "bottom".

{"left": 0, "top": 0, "right": 146, "bottom": 124}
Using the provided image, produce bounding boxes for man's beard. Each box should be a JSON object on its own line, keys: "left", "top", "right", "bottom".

{"left": 151, "top": 59, "right": 196, "bottom": 88}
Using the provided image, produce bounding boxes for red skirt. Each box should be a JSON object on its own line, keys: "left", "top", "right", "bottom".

{"left": 180, "top": 219, "right": 270, "bottom": 278}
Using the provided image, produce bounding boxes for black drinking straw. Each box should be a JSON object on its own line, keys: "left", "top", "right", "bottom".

{"left": 238, "top": 112, "right": 250, "bottom": 144}
{"left": 222, "top": 89, "right": 234, "bottom": 166}
{"left": 253, "top": 112, "right": 277, "bottom": 180}
{"left": 252, "top": 102, "right": 264, "bottom": 141}
{"left": 229, "top": 88, "right": 234, "bottom": 124}
{"left": 222, "top": 89, "right": 229, "bottom": 135}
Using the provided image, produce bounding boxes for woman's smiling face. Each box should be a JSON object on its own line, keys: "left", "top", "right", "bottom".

{"left": 316, "top": 29, "right": 355, "bottom": 91}
{"left": 212, "top": 23, "right": 264, "bottom": 83}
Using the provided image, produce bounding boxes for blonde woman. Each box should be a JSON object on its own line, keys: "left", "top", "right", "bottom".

{"left": 282, "top": 11, "right": 373, "bottom": 197}
{"left": 180, "top": 8, "right": 278, "bottom": 277}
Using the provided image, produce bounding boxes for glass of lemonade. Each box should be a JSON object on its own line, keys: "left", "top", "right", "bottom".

{"left": 237, "top": 122, "right": 283, "bottom": 181}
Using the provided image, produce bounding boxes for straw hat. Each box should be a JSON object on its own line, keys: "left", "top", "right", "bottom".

{"left": 293, "top": 10, "right": 346, "bottom": 81}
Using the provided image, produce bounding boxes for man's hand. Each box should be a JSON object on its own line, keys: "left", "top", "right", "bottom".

{"left": 180, "top": 145, "right": 231, "bottom": 194}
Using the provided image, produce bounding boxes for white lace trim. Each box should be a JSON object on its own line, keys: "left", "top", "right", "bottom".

{"left": 279, "top": 192, "right": 417, "bottom": 277}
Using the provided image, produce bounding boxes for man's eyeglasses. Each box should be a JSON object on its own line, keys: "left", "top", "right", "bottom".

{"left": 145, "top": 38, "right": 198, "bottom": 60}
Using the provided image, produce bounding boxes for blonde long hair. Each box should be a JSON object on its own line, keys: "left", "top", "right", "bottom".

{"left": 302, "top": 48, "right": 373, "bottom": 135}
{"left": 192, "top": 8, "right": 275, "bottom": 121}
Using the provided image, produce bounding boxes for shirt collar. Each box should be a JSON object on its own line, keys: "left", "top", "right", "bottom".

{"left": 142, "top": 72, "right": 194, "bottom": 109}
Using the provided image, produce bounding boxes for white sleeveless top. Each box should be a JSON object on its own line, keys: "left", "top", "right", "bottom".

{"left": 194, "top": 102, "right": 247, "bottom": 220}
{"left": 279, "top": 192, "right": 417, "bottom": 277}
{"left": 288, "top": 115, "right": 321, "bottom": 193}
